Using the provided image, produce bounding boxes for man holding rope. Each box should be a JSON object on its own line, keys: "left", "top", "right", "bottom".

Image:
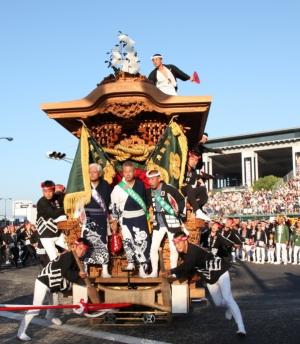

{"left": 17, "top": 238, "right": 90, "bottom": 342}
{"left": 165, "top": 230, "right": 246, "bottom": 337}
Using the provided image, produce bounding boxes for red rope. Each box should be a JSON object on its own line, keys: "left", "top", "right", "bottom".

{"left": 0, "top": 301, "right": 131, "bottom": 313}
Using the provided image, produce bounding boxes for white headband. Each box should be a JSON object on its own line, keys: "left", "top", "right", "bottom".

{"left": 151, "top": 54, "right": 163, "bottom": 60}
{"left": 146, "top": 170, "right": 161, "bottom": 178}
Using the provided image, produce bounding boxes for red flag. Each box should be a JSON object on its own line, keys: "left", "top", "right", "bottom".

{"left": 193, "top": 71, "right": 200, "bottom": 84}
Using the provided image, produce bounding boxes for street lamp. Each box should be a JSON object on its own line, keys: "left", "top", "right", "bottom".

{"left": 0, "top": 137, "right": 13, "bottom": 141}
{"left": 0, "top": 197, "right": 12, "bottom": 222}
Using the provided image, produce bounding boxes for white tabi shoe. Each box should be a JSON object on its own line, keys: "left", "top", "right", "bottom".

{"left": 17, "top": 333, "right": 32, "bottom": 342}
{"left": 195, "top": 209, "right": 211, "bottom": 222}
{"left": 236, "top": 330, "right": 247, "bottom": 337}
{"left": 148, "top": 271, "right": 158, "bottom": 278}
{"left": 138, "top": 265, "right": 148, "bottom": 278}
{"left": 101, "top": 264, "right": 112, "bottom": 278}
{"left": 124, "top": 263, "right": 135, "bottom": 271}
{"left": 225, "top": 309, "right": 233, "bottom": 320}
{"left": 45, "top": 315, "right": 62, "bottom": 326}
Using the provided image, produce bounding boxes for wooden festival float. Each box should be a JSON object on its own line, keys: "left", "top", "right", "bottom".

{"left": 41, "top": 36, "right": 212, "bottom": 325}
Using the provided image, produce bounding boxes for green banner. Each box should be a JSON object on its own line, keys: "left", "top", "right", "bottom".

{"left": 88, "top": 135, "right": 116, "bottom": 185}
{"left": 64, "top": 126, "right": 116, "bottom": 216}
{"left": 147, "top": 120, "right": 188, "bottom": 189}
{"left": 64, "top": 126, "right": 92, "bottom": 216}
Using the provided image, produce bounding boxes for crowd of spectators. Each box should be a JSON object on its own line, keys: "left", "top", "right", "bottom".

{"left": 201, "top": 216, "right": 300, "bottom": 265}
{"left": 204, "top": 177, "right": 300, "bottom": 217}
{"left": 0, "top": 221, "right": 38, "bottom": 268}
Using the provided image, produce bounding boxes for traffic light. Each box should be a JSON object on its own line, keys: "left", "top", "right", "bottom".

{"left": 46, "top": 151, "right": 67, "bottom": 160}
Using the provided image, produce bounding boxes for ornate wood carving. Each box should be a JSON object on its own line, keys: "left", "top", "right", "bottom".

{"left": 102, "top": 101, "right": 154, "bottom": 118}
{"left": 89, "top": 123, "right": 122, "bottom": 148}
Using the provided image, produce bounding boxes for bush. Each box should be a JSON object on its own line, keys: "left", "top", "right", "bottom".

{"left": 252, "top": 175, "right": 282, "bottom": 191}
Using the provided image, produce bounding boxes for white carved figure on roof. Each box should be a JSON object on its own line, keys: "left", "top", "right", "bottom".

{"left": 105, "top": 31, "right": 140, "bottom": 75}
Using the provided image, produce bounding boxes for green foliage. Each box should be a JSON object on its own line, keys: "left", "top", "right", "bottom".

{"left": 252, "top": 175, "right": 282, "bottom": 191}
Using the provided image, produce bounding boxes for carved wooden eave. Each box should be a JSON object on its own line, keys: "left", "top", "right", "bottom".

{"left": 41, "top": 74, "right": 212, "bottom": 147}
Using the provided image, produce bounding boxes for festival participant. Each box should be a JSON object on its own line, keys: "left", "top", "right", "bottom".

{"left": 17, "top": 238, "right": 90, "bottom": 342}
{"left": 181, "top": 150, "right": 210, "bottom": 221}
{"left": 36, "top": 180, "right": 68, "bottom": 261}
{"left": 6, "top": 225, "right": 20, "bottom": 267}
{"left": 267, "top": 233, "right": 276, "bottom": 264}
{"left": 254, "top": 222, "right": 268, "bottom": 264}
{"left": 148, "top": 53, "right": 195, "bottom": 95}
{"left": 287, "top": 223, "right": 295, "bottom": 264}
{"left": 29, "top": 226, "right": 49, "bottom": 267}
{"left": 274, "top": 217, "right": 289, "bottom": 265}
{"left": 194, "top": 132, "right": 223, "bottom": 170}
{"left": 292, "top": 221, "right": 300, "bottom": 264}
{"left": 222, "top": 218, "right": 242, "bottom": 263}
{"left": 110, "top": 161, "right": 151, "bottom": 277}
{"left": 81, "top": 163, "right": 111, "bottom": 278}
{"left": 0, "top": 226, "right": 10, "bottom": 265}
{"left": 206, "top": 222, "right": 235, "bottom": 260}
{"left": 167, "top": 230, "right": 246, "bottom": 336}
{"left": 146, "top": 169, "right": 186, "bottom": 277}
{"left": 19, "top": 222, "right": 37, "bottom": 266}
{"left": 240, "top": 222, "right": 252, "bottom": 262}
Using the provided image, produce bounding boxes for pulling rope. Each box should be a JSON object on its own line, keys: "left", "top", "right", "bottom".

{"left": 0, "top": 299, "right": 131, "bottom": 317}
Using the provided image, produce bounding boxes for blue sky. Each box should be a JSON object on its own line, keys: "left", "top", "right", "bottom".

{"left": 0, "top": 0, "right": 299, "bottom": 216}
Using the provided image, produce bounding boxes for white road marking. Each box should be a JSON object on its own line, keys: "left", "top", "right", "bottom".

{"left": 0, "top": 311, "right": 171, "bottom": 344}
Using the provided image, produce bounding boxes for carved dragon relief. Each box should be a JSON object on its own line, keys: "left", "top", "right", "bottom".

{"left": 101, "top": 100, "right": 155, "bottom": 118}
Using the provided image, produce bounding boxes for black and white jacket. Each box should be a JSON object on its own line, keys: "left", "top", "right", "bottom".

{"left": 147, "top": 182, "right": 186, "bottom": 233}
{"left": 36, "top": 193, "right": 65, "bottom": 238}
{"left": 148, "top": 64, "right": 190, "bottom": 91}
{"left": 207, "top": 232, "right": 235, "bottom": 259}
{"left": 183, "top": 166, "right": 202, "bottom": 186}
{"left": 171, "top": 243, "right": 230, "bottom": 284}
{"left": 254, "top": 230, "right": 268, "bottom": 247}
{"left": 37, "top": 251, "right": 81, "bottom": 293}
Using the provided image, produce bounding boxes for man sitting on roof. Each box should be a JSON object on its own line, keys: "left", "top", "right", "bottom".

{"left": 148, "top": 54, "right": 195, "bottom": 95}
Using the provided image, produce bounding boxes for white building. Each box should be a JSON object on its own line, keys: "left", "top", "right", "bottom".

{"left": 203, "top": 127, "right": 300, "bottom": 190}
{"left": 13, "top": 200, "right": 37, "bottom": 224}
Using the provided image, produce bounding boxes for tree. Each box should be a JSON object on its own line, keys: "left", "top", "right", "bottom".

{"left": 252, "top": 175, "right": 282, "bottom": 191}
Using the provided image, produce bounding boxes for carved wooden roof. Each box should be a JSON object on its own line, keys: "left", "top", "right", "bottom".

{"left": 41, "top": 73, "right": 212, "bottom": 147}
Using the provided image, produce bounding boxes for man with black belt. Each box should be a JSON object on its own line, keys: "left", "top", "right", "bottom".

{"left": 148, "top": 54, "right": 195, "bottom": 95}
{"left": 36, "top": 180, "right": 68, "bottom": 261}
{"left": 82, "top": 163, "right": 112, "bottom": 278}
{"left": 146, "top": 169, "right": 186, "bottom": 277}
{"left": 206, "top": 222, "right": 236, "bottom": 261}
{"left": 166, "top": 230, "right": 246, "bottom": 337}
{"left": 181, "top": 150, "right": 210, "bottom": 221}
{"left": 222, "top": 218, "right": 243, "bottom": 263}
{"left": 17, "top": 238, "right": 90, "bottom": 341}
{"left": 111, "top": 161, "right": 151, "bottom": 277}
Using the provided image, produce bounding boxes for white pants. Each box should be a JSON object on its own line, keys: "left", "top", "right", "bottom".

{"left": 267, "top": 248, "right": 275, "bottom": 263}
{"left": 276, "top": 243, "right": 287, "bottom": 264}
{"left": 150, "top": 227, "right": 178, "bottom": 275}
{"left": 255, "top": 247, "right": 265, "bottom": 263}
{"left": 17, "top": 279, "right": 57, "bottom": 337}
{"left": 293, "top": 246, "right": 300, "bottom": 264}
{"left": 207, "top": 271, "right": 246, "bottom": 333}
{"left": 235, "top": 247, "right": 241, "bottom": 260}
{"left": 121, "top": 223, "right": 149, "bottom": 265}
{"left": 40, "top": 232, "right": 67, "bottom": 261}
{"left": 242, "top": 245, "right": 251, "bottom": 261}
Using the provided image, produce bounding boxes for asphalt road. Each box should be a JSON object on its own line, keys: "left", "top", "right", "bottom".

{"left": 1, "top": 260, "right": 300, "bottom": 344}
